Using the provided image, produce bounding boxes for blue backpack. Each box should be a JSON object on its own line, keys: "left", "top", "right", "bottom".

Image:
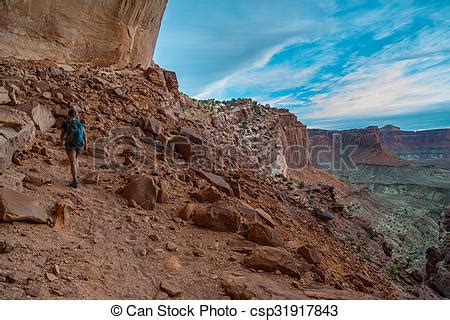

{"left": 65, "top": 119, "right": 84, "bottom": 146}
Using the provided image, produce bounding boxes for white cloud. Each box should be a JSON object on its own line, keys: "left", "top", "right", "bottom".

{"left": 303, "top": 59, "right": 450, "bottom": 120}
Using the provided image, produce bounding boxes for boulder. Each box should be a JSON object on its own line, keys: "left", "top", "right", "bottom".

{"left": 0, "top": 170, "right": 25, "bottom": 191}
{"left": 221, "top": 271, "right": 375, "bottom": 300}
{"left": 297, "top": 244, "right": 323, "bottom": 264}
{"left": 192, "top": 186, "right": 222, "bottom": 203}
{"left": 168, "top": 136, "right": 192, "bottom": 161}
{"left": 245, "top": 246, "right": 309, "bottom": 278}
{"left": 179, "top": 127, "right": 202, "bottom": 144}
{"left": 0, "top": 188, "right": 48, "bottom": 223}
{"left": 314, "top": 209, "right": 333, "bottom": 222}
{"left": 246, "top": 223, "right": 283, "bottom": 247}
{"left": 164, "top": 70, "right": 179, "bottom": 91}
{"left": 193, "top": 203, "right": 241, "bottom": 232}
{"left": 0, "top": 109, "right": 36, "bottom": 169}
{"left": 157, "top": 180, "right": 170, "bottom": 204}
{"left": 145, "top": 66, "right": 166, "bottom": 87}
{"left": 196, "top": 171, "right": 233, "bottom": 196}
{"left": 178, "top": 203, "right": 195, "bottom": 221}
{"left": 136, "top": 117, "right": 162, "bottom": 137}
{"left": 120, "top": 175, "right": 159, "bottom": 210}
{"left": 227, "top": 239, "right": 257, "bottom": 254}
{"left": 0, "top": 86, "right": 11, "bottom": 104}
{"left": 82, "top": 171, "right": 100, "bottom": 185}
{"left": 15, "top": 101, "right": 55, "bottom": 131}
{"left": 237, "top": 202, "right": 275, "bottom": 227}
{"left": 221, "top": 271, "right": 309, "bottom": 300}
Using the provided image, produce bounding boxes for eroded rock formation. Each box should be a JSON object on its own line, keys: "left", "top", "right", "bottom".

{"left": 0, "top": 0, "right": 167, "bottom": 67}
{"left": 308, "top": 126, "right": 403, "bottom": 167}
{"left": 381, "top": 125, "right": 450, "bottom": 161}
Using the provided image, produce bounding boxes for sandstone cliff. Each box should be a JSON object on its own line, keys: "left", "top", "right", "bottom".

{"left": 308, "top": 126, "right": 403, "bottom": 167}
{"left": 380, "top": 125, "right": 450, "bottom": 161}
{"left": 0, "top": 0, "right": 167, "bottom": 68}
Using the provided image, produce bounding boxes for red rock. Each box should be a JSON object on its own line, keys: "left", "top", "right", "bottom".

{"left": 221, "top": 271, "right": 309, "bottom": 300}
{"left": 157, "top": 189, "right": 169, "bottom": 204}
{"left": 120, "top": 175, "right": 159, "bottom": 210}
{"left": 179, "top": 127, "right": 202, "bottom": 144}
{"left": 0, "top": 0, "right": 167, "bottom": 68}
{"left": 227, "top": 239, "right": 257, "bottom": 254}
{"left": 193, "top": 204, "right": 241, "bottom": 232}
{"left": 0, "top": 188, "right": 48, "bottom": 223}
{"left": 169, "top": 136, "right": 192, "bottom": 161}
{"left": 297, "top": 244, "right": 322, "bottom": 264}
{"left": 192, "top": 186, "right": 222, "bottom": 203}
{"left": 53, "top": 199, "right": 73, "bottom": 231}
{"left": 16, "top": 101, "right": 55, "bottom": 131}
{"left": 245, "top": 246, "right": 309, "bottom": 278}
{"left": 164, "top": 70, "right": 179, "bottom": 91}
{"left": 0, "top": 86, "right": 10, "bottom": 104}
{"left": 196, "top": 171, "right": 233, "bottom": 196}
{"left": 355, "top": 272, "right": 374, "bottom": 287}
{"left": 160, "top": 280, "right": 182, "bottom": 297}
{"left": 246, "top": 223, "right": 283, "bottom": 247}
{"left": 82, "top": 171, "right": 100, "bottom": 185}
{"left": 178, "top": 203, "right": 195, "bottom": 221}
{"left": 164, "top": 255, "right": 182, "bottom": 272}
{"left": 0, "top": 108, "right": 36, "bottom": 169}
{"left": 136, "top": 117, "right": 162, "bottom": 137}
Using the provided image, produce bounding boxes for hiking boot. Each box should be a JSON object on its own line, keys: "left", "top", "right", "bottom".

{"left": 69, "top": 180, "right": 78, "bottom": 188}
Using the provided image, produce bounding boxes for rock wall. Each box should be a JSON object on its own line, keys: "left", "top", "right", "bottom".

{"left": 0, "top": 0, "right": 167, "bottom": 68}
{"left": 274, "top": 109, "right": 309, "bottom": 174}
{"left": 308, "top": 126, "right": 402, "bottom": 167}
{"left": 380, "top": 126, "right": 450, "bottom": 161}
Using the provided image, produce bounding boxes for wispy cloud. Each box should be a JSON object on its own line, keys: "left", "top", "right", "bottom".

{"left": 157, "top": 0, "right": 450, "bottom": 130}
{"left": 303, "top": 60, "right": 450, "bottom": 119}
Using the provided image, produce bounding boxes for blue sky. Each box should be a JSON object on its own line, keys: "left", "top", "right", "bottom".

{"left": 155, "top": 0, "right": 450, "bottom": 130}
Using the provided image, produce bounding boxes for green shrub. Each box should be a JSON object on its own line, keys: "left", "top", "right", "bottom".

{"left": 366, "top": 227, "right": 378, "bottom": 238}
{"left": 389, "top": 263, "right": 398, "bottom": 274}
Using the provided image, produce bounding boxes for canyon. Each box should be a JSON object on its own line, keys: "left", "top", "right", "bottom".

{"left": 308, "top": 126, "right": 450, "bottom": 269}
{"left": 0, "top": 0, "right": 448, "bottom": 300}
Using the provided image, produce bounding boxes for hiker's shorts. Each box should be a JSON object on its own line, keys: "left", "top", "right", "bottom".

{"left": 65, "top": 145, "right": 84, "bottom": 153}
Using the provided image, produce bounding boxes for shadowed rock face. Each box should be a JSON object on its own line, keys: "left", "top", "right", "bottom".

{"left": 380, "top": 126, "right": 450, "bottom": 161}
{"left": 0, "top": 0, "right": 167, "bottom": 68}
{"left": 308, "top": 126, "right": 402, "bottom": 167}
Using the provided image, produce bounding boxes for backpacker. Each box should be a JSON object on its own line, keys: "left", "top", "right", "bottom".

{"left": 65, "top": 119, "right": 84, "bottom": 146}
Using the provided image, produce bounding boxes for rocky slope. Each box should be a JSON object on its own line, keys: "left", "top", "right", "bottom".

{"left": 0, "top": 0, "right": 167, "bottom": 68}
{"left": 0, "top": 57, "right": 442, "bottom": 299}
{"left": 308, "top": 126, "right": 449, "bottom": 294}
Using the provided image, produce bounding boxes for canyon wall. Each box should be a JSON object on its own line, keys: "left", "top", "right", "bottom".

{"left": 274, "top": 109, "right": 309, "bottom": 173}
{"left": 0, "top": 0, "right": 167, "bottom": 68}
{"left": 308, "top": 126, "right": 402, "bottom": 167}
{"left": 381, "top": 125, "right": 450, "bottom": 161}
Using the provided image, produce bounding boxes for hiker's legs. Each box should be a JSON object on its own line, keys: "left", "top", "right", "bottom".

{"left": 66, "top": 150, "right": 77, "bottom": 182}
{"left": 75, "top": 147, "right": 83, "bottom": 179}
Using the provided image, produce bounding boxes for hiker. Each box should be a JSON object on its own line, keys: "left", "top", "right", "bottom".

{"left": 60, "top": 109, "right": 87, "bottom": 188}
